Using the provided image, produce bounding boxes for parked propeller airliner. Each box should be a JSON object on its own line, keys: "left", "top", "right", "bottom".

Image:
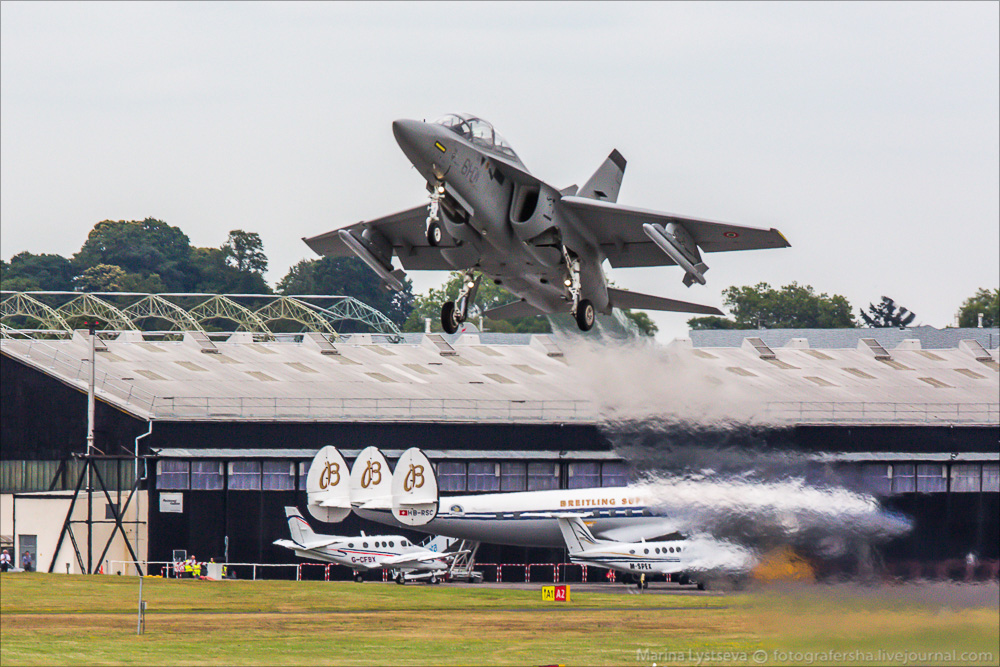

{"left": 304, "top": 447, "right": 911, "bottom": 560}
{"left": 304, "top": 114, "right": 790, "bottom": 332}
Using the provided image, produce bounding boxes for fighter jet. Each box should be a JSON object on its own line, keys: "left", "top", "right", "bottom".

{"left": 303, "top": 113, "right": 790, "bottom": 332}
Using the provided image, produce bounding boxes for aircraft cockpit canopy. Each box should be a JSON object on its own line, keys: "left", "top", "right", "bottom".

{"left": 435, "top": 114, "right": 520, "bottom": 161}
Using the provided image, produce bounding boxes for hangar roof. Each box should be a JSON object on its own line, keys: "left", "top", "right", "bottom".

{"left": 1, "top": 330, "right": 996, "bottom": 426}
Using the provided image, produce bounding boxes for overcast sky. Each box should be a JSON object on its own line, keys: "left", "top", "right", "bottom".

{"left": 2, "top": 2, "right": 997, "bottom": 340}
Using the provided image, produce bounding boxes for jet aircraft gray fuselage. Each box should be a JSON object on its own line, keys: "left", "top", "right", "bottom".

{"left": 305, "top": 113, "right": 791, "bottom": 332}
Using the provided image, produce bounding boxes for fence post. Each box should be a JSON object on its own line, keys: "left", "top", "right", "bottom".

{"left": 524, "top": 564, "right": 530, "bottom": 583}
{"left": 325, "top": 564, "right": 330, "bottom": 581}
{"left": 582, "top": 565, "right": 587, "bottom": 582}
{"left": 296, "top": 564, "right": 301, "bottom": 581}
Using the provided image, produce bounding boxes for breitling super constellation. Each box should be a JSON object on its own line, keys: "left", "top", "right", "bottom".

{"left": 304, "top": 114, "right": 790, "bottom": 332}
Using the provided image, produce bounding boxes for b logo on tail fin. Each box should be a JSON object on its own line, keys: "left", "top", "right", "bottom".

{"left": 306, "top": 446, "right": 351, "bottom": 523}
{"left": 350, "top": 446, "right": 393, "bottom": 510}
{"left": 392, "top": 448, "right": 438, "bottom": 526}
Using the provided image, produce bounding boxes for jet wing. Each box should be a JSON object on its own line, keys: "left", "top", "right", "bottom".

{"left": 303, "top": 204, "right": 455, "bottom": 271}
{"left": 608, "top": 288, "right": 723, "bottom": 315}
{"left": 482, "top": 299, "right": 546, "bottom": 321}
{"left": 559, "top": 196, "right": 790, "bottom": 269}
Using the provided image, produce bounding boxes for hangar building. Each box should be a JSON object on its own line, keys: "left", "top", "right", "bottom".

{"left": 2, "top": 319, "right": 997, "bottom": 578}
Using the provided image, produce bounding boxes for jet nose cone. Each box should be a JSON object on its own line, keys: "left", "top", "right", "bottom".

{"left": 392, "top": 119, "right": 425, "bottom": 154}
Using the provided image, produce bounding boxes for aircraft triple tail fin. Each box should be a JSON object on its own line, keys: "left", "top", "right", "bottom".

{"left": 306, "top": 446, "right": 352, "bottom": 523}
{"left": 556, "top": 517, "right": 605, "bottom": 554}
{"left": 391, "top": 448, "right": 439, "bottom": 526}
{"left": 577, "top": 150, "right": 626, "bottom": 203}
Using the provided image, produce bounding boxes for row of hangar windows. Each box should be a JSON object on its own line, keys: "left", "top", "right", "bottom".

{"left": 155, "top": 460, "right": 632, "bottom": 493}
{"left": 2, "top": 459, "right": 996, "bottom": 495}
{"left": 854, "top": 462, "right": 999, "bottom": 495}
{"left": 152, "top": 460, "right": 1000, "bottom": 495}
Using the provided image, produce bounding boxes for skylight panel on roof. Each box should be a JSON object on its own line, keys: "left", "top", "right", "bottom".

{"left": 918, "top": 377, "right": 952, "bottom": 388}
{"left": 764, "top": 359, "right": 799, "bottom": 370}
{"left": 916, "top": 351, "right": 946, "bottom": 361}
{"left": 513, "top": 364, "right": 544, "bottom": 376}
{"left": 247, "top": 345, "right": 278, "bottom": 355}
{"left": 691, "top": 350, "right": 718, "bottom": 359}
{"left": 726, "top": 367, "right": 757, "bottom": 377}
{"left": 403, "top": 364, "right": 436, "bottom": 375}
{"left": 805, "top": 376, "right": 837, "bottom": 387}
{"left": 134, "top": 369, "right": 169, "bottom": 380}
{"left": 285, "top": 362, "right": 319, "bottom": 373}
{"left": 448, "top": 356, "right": 479, "bottom": 367}
{"left": 210, "top": 354, "right": 241, "bottom": 364}
{"left": 484, "top": 373, "right": 515, "bottom": 384}
{"left": 842, "top": 367, "right": 877, "bottom": 380}
{"left": 878, "top": 359, "right": 914, "bottom": 371}
{"left": 954, "top": 368, "right": 986, "bottom": 380}
{"left": 246, "top": 371, "right": 278, "bottom": 381}
{"left": 803, "top": 350, "right": 834, "bottom": 361}
{"left": 367, "top": 346, "right": 396, "bottom": 356}
{"left": 473, "top": 346, "right": 503, "bottom": 357}
{"left": 365, "top": 372, "right": 398, "bottom": 383}
{"left": 175, "top": 361, "right": 208, "bottom": 372}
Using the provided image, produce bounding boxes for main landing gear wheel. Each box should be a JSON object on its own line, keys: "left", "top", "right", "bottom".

{"left": 575, "top": 299, "right": 596, "bottom": 331}
{"left": 441, "top": 301, "right": 460, "bottom": 334}
{"left": 353, "top": 572, "right": 364, "bottom": 583}
{"left": 430, "top": 574, "right": 440, "bottom": 585}
{"left": 427, "top": 221, "right": 444, "bottom": 247}
{"left": 395, "top": 573, "right": 406, "bottom": 585}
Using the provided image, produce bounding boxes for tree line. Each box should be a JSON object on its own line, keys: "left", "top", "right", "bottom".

{"left": 2, "top": 218, "right": 997, "bottom": 332}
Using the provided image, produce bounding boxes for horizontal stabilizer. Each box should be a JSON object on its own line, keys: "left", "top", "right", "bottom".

{"left": 607, "top": 288, "right": 723, "bottom": 315}
{"left": 482, "top": 299, "right": 546, "bottom": 321}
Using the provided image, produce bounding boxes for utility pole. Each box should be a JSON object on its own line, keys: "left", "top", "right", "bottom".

{"left": 87, "top": 320, "right": 97, "bottom": 574}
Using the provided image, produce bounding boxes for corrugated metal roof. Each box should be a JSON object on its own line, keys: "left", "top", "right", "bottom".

{"left": 3, "top": 331, "right": 996, "bottom": 426}
{"left": 690, "top": 325, "right": 999, "bottom": 350}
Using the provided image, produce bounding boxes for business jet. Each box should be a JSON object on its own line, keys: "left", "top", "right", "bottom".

{"left": 274, "top": 507, "right": 465, "bottom": 584}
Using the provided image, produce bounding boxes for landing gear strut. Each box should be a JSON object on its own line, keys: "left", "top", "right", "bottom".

{"left": 441, "top": 272, "right": 480, "bottom": 334}
{"left": 426, "top": 183, "right": 445, "bottom": 247}
{"left": 563, "top": 248, "right": 595, "bottom": 332}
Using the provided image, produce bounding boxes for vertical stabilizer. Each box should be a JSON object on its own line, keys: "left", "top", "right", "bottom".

{"left": 577, "top": 150, "right": 626, "bottom": 203}
{"left": 285, "top": 507, "right": 318, "bottom": 546}
{"left": 350, "top": 446, "right": 394, "bottom": 510}
{"left": 391, "top": 448, "right": 439, "bottom": 526}
{"left": 556, "top": 517, "right": 603, "bottom": 554}
{"left": 306, "top": 446, "right": 351, "bottom": 523}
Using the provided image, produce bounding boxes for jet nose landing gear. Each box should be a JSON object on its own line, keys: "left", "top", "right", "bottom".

{"left": 441, "top": 272, "right": 481, "bottom": 335}
{"left": 563, "top": 247, "right": 595, "bottom": 332}
{"left": 575, "top": 299, "right": 596, "bottom": 331}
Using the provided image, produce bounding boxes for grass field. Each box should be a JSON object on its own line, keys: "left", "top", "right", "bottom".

{"left": 1, "top": 573, "right": 997, "bottom": 666}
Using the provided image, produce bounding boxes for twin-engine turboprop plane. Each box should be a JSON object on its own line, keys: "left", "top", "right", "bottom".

{"left": 274, "top": 507, "right": 462, "bottom": 584}
{"left": 304, "top": 113, "right": 790, "bottom": 332}
{"left": 556, "top": 517, "right": 755, "bottom": 589}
